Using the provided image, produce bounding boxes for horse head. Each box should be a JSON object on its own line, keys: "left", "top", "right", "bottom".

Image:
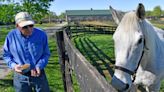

{"left": 110, "top": 3, "right": 146, "bottom": 91}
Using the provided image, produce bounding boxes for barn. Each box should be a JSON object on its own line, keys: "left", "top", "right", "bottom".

{"left": 65, "top": 9, "right": 113, "bottom": 24}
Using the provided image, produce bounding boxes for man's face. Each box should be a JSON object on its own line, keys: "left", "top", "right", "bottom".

{"left": 17, "top": 24, "right": 34, "bottom": 36}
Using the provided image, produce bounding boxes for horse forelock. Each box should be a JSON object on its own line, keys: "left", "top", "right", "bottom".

{"left": 118, "top": 11, "right": 141, "bottom": 33}
{"left": 113, "top": 11, "right": 141, "bottom": 41}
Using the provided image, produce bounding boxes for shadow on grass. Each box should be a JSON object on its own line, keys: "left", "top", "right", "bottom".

{"left": 0, "top": 79, "right": 13, "bottom": 87}
{"left": 78, "top": 37, "right": 106, "bottom": 77}
{"left": 73, "top": 36, "right": 115, "bottom": 79}
{"left": 47, "top": 39, "right": 65, "bottom": 92}
{"left": 83, "top": 38, "right": 114, "bottom": 77}
{"left": 87, "top": 38, "right": 115, "bottom": 64}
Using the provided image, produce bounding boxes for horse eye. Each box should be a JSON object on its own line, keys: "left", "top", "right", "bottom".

{"left": 137, "top": 38, "right": 142, "bottom": 44}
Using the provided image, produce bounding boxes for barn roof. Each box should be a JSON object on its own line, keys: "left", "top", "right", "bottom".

{"left": 66, "top": 9, "right": 111, "bottom": 16}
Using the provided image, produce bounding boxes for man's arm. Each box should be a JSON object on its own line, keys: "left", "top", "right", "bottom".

{"left": 35, "top": 33, "right": 50, "bottom": 70}
{"left": 3, "top": 37, "right": 17, "bottom": 69}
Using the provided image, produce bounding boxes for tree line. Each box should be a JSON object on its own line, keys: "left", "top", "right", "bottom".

{"left": 0, "top": 0, "right": 164, "bottom": 25}
{"left": 146, "top": 6, "right": 164, "bottom": 17}
{"left": 0, "top": 0, "right": 56, "bottom": 25}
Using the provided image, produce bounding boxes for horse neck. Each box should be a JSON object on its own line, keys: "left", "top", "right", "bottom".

{"left": 140, "top": 20, "right": 162, "bottom": 68}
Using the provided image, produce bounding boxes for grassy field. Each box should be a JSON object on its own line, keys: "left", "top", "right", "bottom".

{"left": 35, "top": 23, "right": 57, "bottom": 29}
{"left": 80, "top": 21, "right": 116, "bottom": 26}
{"left": 72, "top": 34, "right": 115, "bottom": 81}
{"left": 150, "top": 20, "right": 164, "bottom": 29}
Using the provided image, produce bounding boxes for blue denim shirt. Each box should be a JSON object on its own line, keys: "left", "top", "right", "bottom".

{"left": 3, "top": 28, "right": 50, "bottom": 70}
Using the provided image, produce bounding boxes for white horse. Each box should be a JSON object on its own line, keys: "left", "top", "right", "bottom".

{"left": 110, "top": 3, "right": 164, "bottom": 92}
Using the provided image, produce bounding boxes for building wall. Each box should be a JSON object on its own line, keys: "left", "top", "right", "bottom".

{"left": 66, "top": 15, "right": 113, "bottom": 23}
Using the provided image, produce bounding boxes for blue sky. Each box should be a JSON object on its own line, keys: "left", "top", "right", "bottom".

{"left": 49, "top": 0, "right": 164, "bottom": 15}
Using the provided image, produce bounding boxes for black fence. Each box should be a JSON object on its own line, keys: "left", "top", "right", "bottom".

{"left": 66, "top": 24, "right": 117, "bottom": 38}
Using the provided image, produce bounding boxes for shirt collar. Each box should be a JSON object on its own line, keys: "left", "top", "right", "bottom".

{"left": 16, "top": 28, "right": 21, "bottom": 35}
{"left": 15, "top": 28, "right": 35, "bottom": 38}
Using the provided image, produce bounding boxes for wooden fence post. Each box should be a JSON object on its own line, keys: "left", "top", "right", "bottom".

{"left": 56, "top": 30, "right": 73, "bottom": 92}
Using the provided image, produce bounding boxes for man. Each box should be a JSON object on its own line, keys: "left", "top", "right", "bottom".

{"left": 3, "top": 12, "right": 50, "bottom": 92}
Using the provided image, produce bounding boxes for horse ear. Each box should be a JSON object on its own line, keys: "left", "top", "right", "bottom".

{"left": 110, "top": 6, "right": 125, "bottom": 25}
{"left": 136, "top": 3, "right": 145, "bottom": 19}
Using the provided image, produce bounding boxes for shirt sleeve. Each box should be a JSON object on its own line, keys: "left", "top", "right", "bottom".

{"left": 3, "top": 36, "right": 17, "bottom": 69}
{"left": 35, "top": 33, "right": 50, "bottom": 69}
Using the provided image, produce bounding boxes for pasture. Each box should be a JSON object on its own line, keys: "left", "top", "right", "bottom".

{"left": 72, "top": 34, "right": 115, "bottom": 81}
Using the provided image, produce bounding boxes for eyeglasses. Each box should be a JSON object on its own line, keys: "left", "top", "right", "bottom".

{"left": 22, "top": 25, "right": 34, "bottom": 29}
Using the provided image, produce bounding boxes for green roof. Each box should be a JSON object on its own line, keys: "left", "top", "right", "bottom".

{"left": 66, "top": 10, "right": 111, "bottom": 16}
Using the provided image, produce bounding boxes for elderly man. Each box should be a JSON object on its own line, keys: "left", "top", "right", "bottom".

{"left": 3, "top": 12, "right": 50, "bottom": 92}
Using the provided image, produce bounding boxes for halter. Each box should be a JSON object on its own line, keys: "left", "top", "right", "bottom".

{"left": 114, "top": 38, "right": 148, "bottom": 91}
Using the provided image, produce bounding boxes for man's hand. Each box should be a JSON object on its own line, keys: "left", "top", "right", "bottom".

{"left": 14, "top": 64, "right": 22, "bottom": 73}
{"left": 31, "top": 67, "right": 41, "bottom": 77}
{"left": 36, "top": 67, "right": 41, "bottom": 77}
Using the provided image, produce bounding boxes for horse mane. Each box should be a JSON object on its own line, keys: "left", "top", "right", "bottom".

{"left": 113, "top": 11, "right": 143, "bottom": 43}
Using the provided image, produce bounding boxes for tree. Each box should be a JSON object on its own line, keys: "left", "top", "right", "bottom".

{"left": 20, "top": 0, "right": 54, "bottom": 23}
{"left": 162, "top": 10, "right": 164, "bottom": 16}
{"left": 146, "top": 11, "right": 153, "bottom": 17}
{"left": 0, "top": 4, "right": 21, "bottom": 24}
{"left": 0, "top": 0, "right": 55, "bottom": 23}
{"left": 44, "top": 11, "right": 58, "bottom": 23}
{"left": 153, "top": 6, "right": 162, "bottom": 17}
{"left": 58, "top": 12, "right": 66, "bottom": 20}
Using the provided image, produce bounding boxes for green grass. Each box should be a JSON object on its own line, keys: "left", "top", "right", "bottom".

{"left": 88, "top": 34, "right": 115, "bottom": 59}
{"left": 46, "top": 37, "right": 64, "bottom": 92}
{"left": 72, "top": 34, "right": 115, "bottom": 81}
{"left": 0, "top": 72, "right": 14, "bottom": 91}
{"left": 150, "top": 20, "right": 164, "bottom": 29}
{"left": 160, "top": 80, "right": 164, "bottom": 92}
{"left": 0, "top": 28, "right": 11, "bottom": 46}
{"left": 72, "top": 34, "right": 115, "bottom": 60}
{"left": 35, "top": 23, "right": 57, "bottom": 29}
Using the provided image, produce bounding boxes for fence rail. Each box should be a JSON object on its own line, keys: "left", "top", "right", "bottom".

{"left": 65, "top": 24, "right": 117, "bottom": 39}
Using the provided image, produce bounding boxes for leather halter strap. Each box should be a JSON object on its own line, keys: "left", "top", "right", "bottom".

{"left": 115, "top": 66, "right": 134, "bottom": 75}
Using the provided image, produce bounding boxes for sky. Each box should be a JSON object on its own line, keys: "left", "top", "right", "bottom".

{"left": 49, "top": 0, "right": 164, "bottom": 15}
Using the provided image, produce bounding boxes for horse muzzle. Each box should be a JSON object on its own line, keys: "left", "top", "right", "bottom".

{"left": 111, "top": 75, "right": 130, "bottom": 92}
